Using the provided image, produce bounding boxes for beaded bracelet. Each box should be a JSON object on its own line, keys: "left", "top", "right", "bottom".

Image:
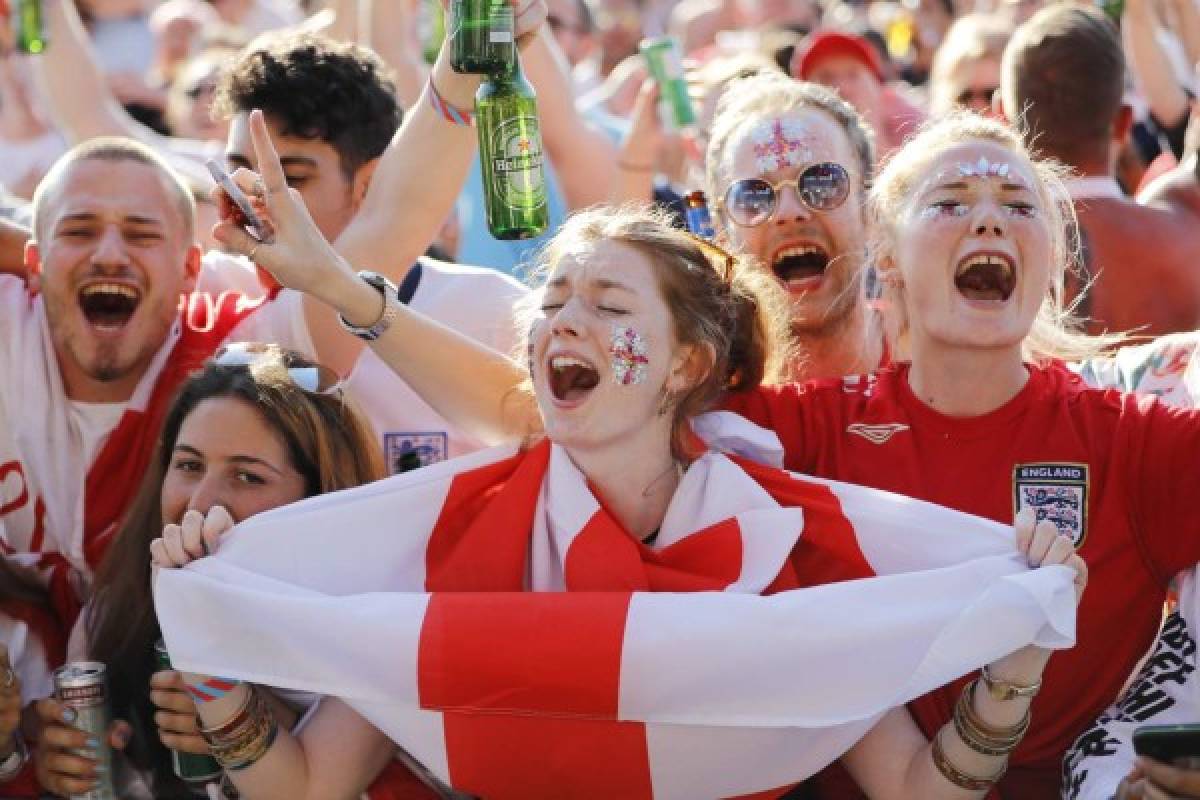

{"left": 429, "top": 78, "right": 474, "bottom": 127}
{"left": 932, "top": 727, "right": 1007, "bottom": 791}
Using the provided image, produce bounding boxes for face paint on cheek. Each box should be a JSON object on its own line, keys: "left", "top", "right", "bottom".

{"left": 610, "top": 324, "right": 649, "bottom": 386}
{"left": 749, "top": 117, "right": 813, "bottom": 174}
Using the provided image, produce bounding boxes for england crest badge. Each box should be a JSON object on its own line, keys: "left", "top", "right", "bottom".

{"left": 384, "top": 432, "right": 449, "bottom": 475}
{"left": 1012, "top": 463, "right": 1089, "bottom": 548}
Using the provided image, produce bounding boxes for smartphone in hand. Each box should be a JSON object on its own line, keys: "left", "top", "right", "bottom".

{"left": 206, "top": 159, "right": 272, "bottom": 243}
{"left": 1133, "top": 723, "right": 1200, "bottom": 768}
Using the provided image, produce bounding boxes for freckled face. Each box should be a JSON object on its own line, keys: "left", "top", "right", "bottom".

{"left": 891, "top": 140, "right": 1052, "bottom": 353}
{"left": 531, "top": 240, "right": 688, "bottom": 453}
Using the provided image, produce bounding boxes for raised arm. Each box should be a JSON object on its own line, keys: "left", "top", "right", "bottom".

{"left": 32, "top": 0, "right": 211, "bottom": 189}
{"left": 222, "top": 106, "right": 539, "bottom": 443}
{"left": 521, "top": 26, "right": 620, "bottom": 209}
{"left": 359, "top": 0, "right": 429, "bottom": 111}
{"left": 1123, "top": 0, "right": 1191, "bottom": 136}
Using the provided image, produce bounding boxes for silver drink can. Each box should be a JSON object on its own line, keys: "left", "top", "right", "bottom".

{"left": 54, "top": 661, "right": 117, "bottom": 800}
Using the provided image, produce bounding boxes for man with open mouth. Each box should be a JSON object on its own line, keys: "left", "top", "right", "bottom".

{"left": 705, "top": 73, "right": 888, "bottom": 382}
{"left": 0, "top": 12, "right": 543, "bottom": 627}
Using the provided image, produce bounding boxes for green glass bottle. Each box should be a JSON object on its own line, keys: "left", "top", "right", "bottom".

{"left": 15, "top": 0, "right": 47, "bottom": 54}
{"left": 448, "top": 0, "right": 514, "bottom": 74}
{"left": 476, "top": 60, "right": 548, "bottom": 240}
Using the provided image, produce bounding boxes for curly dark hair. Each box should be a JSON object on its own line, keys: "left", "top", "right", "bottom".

{"left": 214, "top": 32, "right": 402, "bottom": 178}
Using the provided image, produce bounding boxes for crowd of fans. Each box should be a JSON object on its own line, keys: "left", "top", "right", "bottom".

{"left": 0, "top": 0, "right": 1197, "bottom": 797}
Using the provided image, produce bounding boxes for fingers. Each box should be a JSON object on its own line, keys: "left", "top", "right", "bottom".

{"left": 249, "top": 109, "right": 288, "bottom": 195}
{"left": 201, "top": 505, "right": 234, "bottom": 555}
{"left": 149, "top": 537, "right": 175, "bottom": 569}
{"left": 1014, "top": 508, "right": 1036, "bottom": 555}
{"left": 179, "top": 509, "right": 208, "bottom": 560}
{"left": 108, "top": 719, "right": 132, "bottom": 751}
{"left": 1025, "top": 519, "right": 1061, "bottom": 566}
{"left": 1137, "top": 756, "right": 1200, "bottom": 795}
{"left": 35, "top": 703, "right": 103, "bottom": 795}
{"left": 160, "top": 523, "right": 190, "bottom": 567}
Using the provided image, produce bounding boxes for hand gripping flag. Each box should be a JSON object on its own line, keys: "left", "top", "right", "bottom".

{"left": 155, "top": 413, "right": 1076, "bottom": 800}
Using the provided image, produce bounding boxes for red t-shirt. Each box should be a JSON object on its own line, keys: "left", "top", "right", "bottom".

{"left": 723, "top": 361, "right": 1200, "bottom": 798}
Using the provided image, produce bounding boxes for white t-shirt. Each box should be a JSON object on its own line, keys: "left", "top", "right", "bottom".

{"left": 348, "top": 257, "right": 528, "bottom": 474}
{"left": 199, "top": 251, "right": 531, "bottom": 474}
{"left": 0, "top": 272, "right": 309, "bottom": 581}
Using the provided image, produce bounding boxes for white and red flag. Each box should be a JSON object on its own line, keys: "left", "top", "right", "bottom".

{"left": 155, "top": 413, "right": 1076, "bottom": 800}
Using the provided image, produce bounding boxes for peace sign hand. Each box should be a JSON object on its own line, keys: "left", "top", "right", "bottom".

{"left": 210, "top": 110, "right": 352, "bottom": 300}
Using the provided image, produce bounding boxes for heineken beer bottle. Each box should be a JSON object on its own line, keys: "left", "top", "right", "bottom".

{"left": 477, "top": 60, "right": 548, "bottom": 240}
{"left": 15, "top": 0, "right": 47, "bottom": 54}
{"left": 449, "top": 0, "right": 514, "bottom": 74}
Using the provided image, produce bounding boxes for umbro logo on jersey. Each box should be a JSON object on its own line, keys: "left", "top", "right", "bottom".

{"left": 846, "top": 423, "right": 910, "bottom": 444}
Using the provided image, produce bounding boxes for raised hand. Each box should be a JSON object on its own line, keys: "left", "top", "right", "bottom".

{"left": 210, "top": 110, "right": 351, "bottom": 300}
{"left": 150, "top": 506, "right": 234, "bottom": 569}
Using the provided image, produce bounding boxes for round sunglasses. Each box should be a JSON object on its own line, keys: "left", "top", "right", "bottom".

{"left": 720, "top": 162, "right": 851, "bottom": 227}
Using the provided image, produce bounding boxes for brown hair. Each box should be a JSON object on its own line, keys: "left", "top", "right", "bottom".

{"left": 1001, "top": 4, "right": 1125, "bottom": 164}
{"left": 86, "top": 346, "right": 383, "bottom": 793}
{"left": 521, "top": 206, "right": 792, "bottom": 461}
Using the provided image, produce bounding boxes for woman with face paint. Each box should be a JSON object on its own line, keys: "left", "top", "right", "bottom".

{"left": 144, "top": 111, "right": 1086, "bottom": 800}
{"left": 717, "top": 112, "right": 1200, "bottom": 797}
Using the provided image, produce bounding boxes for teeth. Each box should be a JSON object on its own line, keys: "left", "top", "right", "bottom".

{"left": 774, "top": 245, "right": 825, "bottom": 262}
{"left": 550, "top": 355, "right": 592, "bottom": 371}
{"left": 80, "top": 283, "right": 139, "bottom": 300}
{"left": 957, "top": 254, "right": 1013, "bottom": 279}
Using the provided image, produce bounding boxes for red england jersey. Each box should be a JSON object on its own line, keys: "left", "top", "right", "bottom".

{"left": 724, "top": 362, "right": 1200, "bottom": 798}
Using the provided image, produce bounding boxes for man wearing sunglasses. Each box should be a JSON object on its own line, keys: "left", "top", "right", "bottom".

{"left": 706, "top": 73, "right": 885, "bottom": 380}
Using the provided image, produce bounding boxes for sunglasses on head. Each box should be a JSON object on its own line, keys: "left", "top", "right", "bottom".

{"left": 213, "top": 342, "right": 342, "bottom": 396}
{"left": 720, "top": 162, "right": 851, "bottom": 227}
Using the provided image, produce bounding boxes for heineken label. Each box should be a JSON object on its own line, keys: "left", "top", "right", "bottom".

{"left": 490, "top": 115, "right": 546, "bottom": 211}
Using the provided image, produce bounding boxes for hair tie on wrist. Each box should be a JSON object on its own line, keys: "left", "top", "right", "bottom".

{"left": 428, "top": 79, "right": 474, "bottom": 127}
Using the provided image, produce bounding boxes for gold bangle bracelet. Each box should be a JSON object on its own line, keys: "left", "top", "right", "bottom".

{"left": 932, "top": 727, "right": 1007, "bottom": 791}
{"left": 957, "top": 679, "right": 1030, "bottom": 754}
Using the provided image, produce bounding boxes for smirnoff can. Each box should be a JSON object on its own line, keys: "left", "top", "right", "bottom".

{"left": 154, "top": 640, "right": 223, "bottom": 783}
{"left": 53, "top": 662, "right": 116, "bottom": 800}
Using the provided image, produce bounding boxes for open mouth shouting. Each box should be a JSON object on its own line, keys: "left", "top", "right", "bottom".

{"left": 954, "top": 252, "right": 1015, "bottom": 306}
{"left": 771, "top": 243, "right": 829, "bottom": 290}
{"left": 78, "top": 281, "right": 141, "bottom": 333}
{"left": 547, "top": 353, "right": 600, "bottom": 406}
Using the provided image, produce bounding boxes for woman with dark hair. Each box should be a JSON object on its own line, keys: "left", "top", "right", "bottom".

{"left": 34, "top": 344, "right": 384, "bottom": 798}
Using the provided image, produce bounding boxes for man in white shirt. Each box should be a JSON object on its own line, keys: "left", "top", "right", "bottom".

{"left": 0, "top": 30, "right": 531, "bottom": 612}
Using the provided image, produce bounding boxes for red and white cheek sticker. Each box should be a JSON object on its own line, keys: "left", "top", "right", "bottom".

{"left": 749, "top": 117, "right": 813, "bottom": 174}
{"left": 610, "top": 324, "right": 649, "bottom": 386}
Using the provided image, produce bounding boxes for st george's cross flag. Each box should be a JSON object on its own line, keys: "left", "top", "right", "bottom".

{"left": 155, "top": 412, "right": 1076, "bottom": 800}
